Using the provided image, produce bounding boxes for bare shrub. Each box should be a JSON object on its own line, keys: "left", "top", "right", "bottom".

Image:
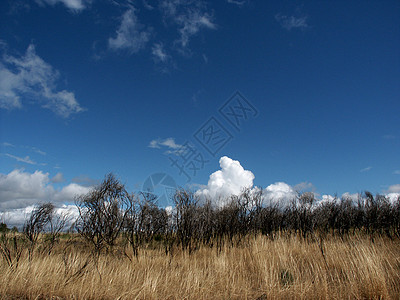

{"left": 23, "top": 202, "right": 54, "bottom": 260}
{"left": 75, "top": 173, "right": 131, "bottom": 254}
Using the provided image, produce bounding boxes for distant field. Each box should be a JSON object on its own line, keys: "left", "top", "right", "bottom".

{"left": 1, "top": 233, "right": 399, "bottom": 299}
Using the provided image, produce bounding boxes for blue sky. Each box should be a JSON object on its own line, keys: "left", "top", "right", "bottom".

{"left": 1, "top": 0, "right": 400, "bottom": 220}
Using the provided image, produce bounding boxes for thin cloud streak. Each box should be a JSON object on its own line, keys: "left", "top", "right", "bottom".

{"left": 360, "top": 166, "right": 372, "bottom": 173}
{"left": 275, "top": 14, "right": 308, "bottom": 30}
{"left": 4, "top": 153, "right": 37, "bottom": 165}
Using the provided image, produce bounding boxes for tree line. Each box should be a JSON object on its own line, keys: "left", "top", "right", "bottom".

{"left": 1, "top": 173, "right": 400, "bottom": 264}
{"left": 72, "top": 173, "right": 400, "bottom": 255}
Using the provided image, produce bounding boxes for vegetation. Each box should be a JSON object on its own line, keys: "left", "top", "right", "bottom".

{"left": 0, "top": 173, "right": 399, "bottom": 299}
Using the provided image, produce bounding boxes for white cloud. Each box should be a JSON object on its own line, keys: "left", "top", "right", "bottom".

{"left": 2, "top": 142, "right": 15, "bottom": 147}
{"left": 386, "top": 193, "right": 400, "bottom": 204}
{"left": 318, "top": 194, "right": 339, "bottom": 206}
{"left": 0, "top": 206, "right": 34, "bottom": 228}
{"left": 393, "top": 170, "right": 400, "bottom": 175}
{"left": 360, "top": 166, "right": 372, "bottom": 172}
{"left": 226, "top": 0, "right": 246, "bottom": 6}
{"left": 53, "top": 183, "right": 91, "bottom": 203}
{"left": 160, "top": 0, "right": 216, "bottom": 48}
{"left": 0, "top": 44, "right": 85, "bottom": 117}
{"left": 31, "top": 147, "right": 46, "bottom": 156}
{"left": 35, "top": 0, "right": 90, "bottom": 11}
{"left": 195, "top": 156, "right": 305, "bottom": 207}
{"left": 4, "top": 153, "right": 36, "bottom": 165}
{"left": 142, "top": 0, "right": 154, "bottom": 10}
{"left": 149, "top": 137, "right": 182, "bottom": 149}
{"left": 293, "top": 181, "right": 315, "bottom": 193}
{"left": 176, "top": 11, "right": 215, "bottom": 48}
{"left": 108, "top": 7, "right": 151, "bottom": 54}
{"left": 196, "top": 156, "right": 255, "bottom": 206}
{"left": 194, "top": 156, "right": 400, "bottom": 209}
{"left": 341, "top": 192, "right": 360, "bottom": 203}
{"left": 263, "top": 182, "right": 297, "bottom": 207}
{"left": 0, "top": 169, "right": 91, "bottom": 210}
{"left": 148, "top": 137, "right": 186, "bottom": 155}
{"left": 152, "top": 43, "right": 169, "bottom": 62}
{"left": 275, "top": 14, "right": 308, "bottom": 31}
{"left": 1, "top": 204, "right": 79, "bottom": 229}
{"left": 386, "top": 184, "right": 400, "bottom": 194}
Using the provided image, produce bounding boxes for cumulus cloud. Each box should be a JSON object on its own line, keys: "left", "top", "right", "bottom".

{"left": 108, "top": 7, "right": 151, "bottom": 54}
{"left": 196, "top": 156, "right": 255, "bottom": 206}
{"left": 386, "top": 193, "right": 400, "bottom": 204}
{"left": 194, "top": 156, "right": 400, "bottom": 210}
{"left": 318, "top": 194, "right": 339, "bottom": 206}
{"left": 1, "top": 204, "right": 79, "bottom": 228}
{"left": 275, "top": 14, "right": 308, "bottom": 31}
{"left": 385, "top": 185, "right": 400, "bottom": 204}
{"left": 0, "top": 169, "right": 91, "bottom": 210}
{"left": 263, "top": 182, "right": 297, "bottom": 207}
{"left": 387, "top": 184, "right": 400, "bottom": 194}
{"left": 0, "top": 44, "right": 85, "bottom": 117}
{"left": 341, "top": 192, "right": 360, "bottom": 203}
{"left": 195, "top": 156, "right": 305, "bottom": 207}
{"left": 35, "top": 0, "right": 90, "bottom": 11}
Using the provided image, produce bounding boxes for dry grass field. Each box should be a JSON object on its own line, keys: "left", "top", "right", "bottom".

{"left": 1, "top": 233, "right": 399, "bottom": 299}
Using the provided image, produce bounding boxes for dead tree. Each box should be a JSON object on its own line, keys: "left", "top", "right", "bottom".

{"left": 23, "top": 203, "right": 54, "bottom": 260}
{"left": 75, "top": 173, "right": 131, "bottom": 255}
{"left": 45, "top": 209, "right": 70, "bottom": 254}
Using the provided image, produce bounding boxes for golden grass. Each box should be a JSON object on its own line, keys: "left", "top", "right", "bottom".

{"left": 1, "top": 234, "right": 400, "bottom": 299}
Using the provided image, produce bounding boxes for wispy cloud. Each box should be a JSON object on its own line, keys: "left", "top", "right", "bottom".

{"left": 293, "top": 181, "right": 316, "bottom": 193}
{"left": 2, "top": 143, "right": 46, "bottom": 156}
{"left": 226, "top": 0, "right": 246, "bottom": 7}
{"left": 32, "top": 147, "right": 46, "bottom": 156}
{"left": 2, "top": 142, "right": 14, "bottom": 147}
{"left": 160, "top": 0, "right": 216, "bottom": 49}
{"left": 275, "top": 14, "right": 308, "bottom": 31}
{"left": 393, "top": 170, "right": 400, "bottom": 175}
{"left": 149, "top": 137, "right": 186, "bottom": 155}
{"left": 142, "top": 0, "right": 154, "bottom": 10}
{"left": 149, "top": 137, "right": 182, "bottom": 149}
{"left": 360, "top": 166, "right": 372, "bottom": 173}
{"left": 383, "top": 134, "right": 396, "bottom": 140}
{"left": 0, "top": 44, "right": 85, "bottom": 117}
{"left": 23, "top": 145, "right": 46, "bottom": 156}
{"left": 151, "top": 43, "right": 169, "bottom": 63}
{"left": 108, "top": 6, "right": 151, "bottom": 54}
{"left": 4, "top": 153, "right": 36, "bottom": 165}
{"left": 35, "top": 0, "right": 90, "bottom": 12}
